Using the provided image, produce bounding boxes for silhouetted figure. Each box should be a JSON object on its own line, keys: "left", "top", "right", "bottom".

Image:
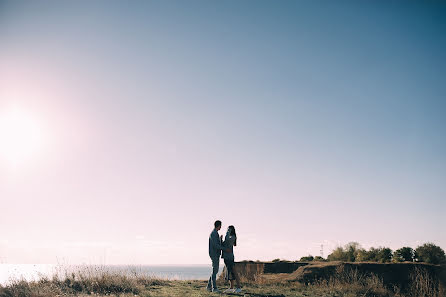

{"left": 222, "top": 225, "right": 242, "bottom": 293}
{"left": 207, "top": 220, "right": 225, "bottom": 293}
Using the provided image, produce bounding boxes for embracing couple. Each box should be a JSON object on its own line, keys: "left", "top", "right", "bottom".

{"left": 207, "top": 220, "right": 242, "bottom": 294}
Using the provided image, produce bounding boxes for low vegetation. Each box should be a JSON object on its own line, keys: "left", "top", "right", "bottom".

{"left": 1, "top": 264, "right": 445, "bottom": 297}
{"left": 0, "top": 266, "right": 169, "bottom": 297}
{"left": 300, "top": 242, "right": 446, "bottom": 264}
{"left": 1, "top": 243, "right": 444, "bottom": 296}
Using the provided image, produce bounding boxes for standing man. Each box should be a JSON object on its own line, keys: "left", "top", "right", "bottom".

{"left": 207, "top": 220, "right": 227, "bottom": 293}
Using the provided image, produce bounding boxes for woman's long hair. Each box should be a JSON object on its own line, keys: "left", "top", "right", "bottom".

{"left": 228, "top": 225, "right": 237, "bottom": 246}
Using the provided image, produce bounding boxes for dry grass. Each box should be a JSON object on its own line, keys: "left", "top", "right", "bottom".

{"left": 0, "top": 265, "right": 444, "bottom": 297}
{"left": 0, "top": 266, "right": 168, "bottom": 297}
{"left": 406, "top": 266, "right": 443, "bottom": 297}
{"left": 251, "top": 263, "right": 446, "bottom": 297}
{"left": 311, "top": 265, "right": 389, "bottom": 297}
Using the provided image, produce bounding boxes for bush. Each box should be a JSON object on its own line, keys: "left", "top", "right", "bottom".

{"left": 327, "top": 242, "right": 362, "bottom": 262}
{"left": 356, "top": 247, "right": 372, "bottom": 262}
{"left": 409, "top": 266, "right": 442, "bottom": 297}
{"left": 376, "top": 247, "right": 392, "bottom": 263}
{"left": 354, "top": 247, "right": 392, "bottom": 262}
{"left": 356, "top": 247, "right": 377, "bottom": 262}
{"left": 0, "top": 267, "right": 169, "bottom": 297}
{"left": 328, "top": 244, "right": 393, "bottom": 263}
{"left": 327, "top": 246, "right": 348, "bottom": 261}
{"left": 300, "top": 255, "right": 314, "bottom": 262}
{"left": 393, "top": 247, "right": 414, "bottom": 262}
{"left": 327, "top": 242, "right": 445, "bottom": 264}
{"left": 345, "top": 242, "right": 361, "bottom": 262}
{"left": 415, "top": 243, "right": 446, "bottom": 264}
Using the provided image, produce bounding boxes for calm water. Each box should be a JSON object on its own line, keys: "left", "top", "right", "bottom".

{"left": 0, "top": 264, "right": 212, "bottom": 285}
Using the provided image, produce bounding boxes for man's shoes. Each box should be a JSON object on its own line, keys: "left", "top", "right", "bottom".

{"left": 212, "top": 288, "right": 222, "bottom": 293}
{"left": 206, "top": 287, "right": 212, "bottom": 292}
{"left": 223, "top": 288, "right": 235, "bottom": 293}
{"left": 234, "top": 288, "right": 242, "bottom": 293}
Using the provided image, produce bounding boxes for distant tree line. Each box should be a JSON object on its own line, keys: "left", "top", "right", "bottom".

{"left": 298, "top": 242, "right": 446, "bottom": 265}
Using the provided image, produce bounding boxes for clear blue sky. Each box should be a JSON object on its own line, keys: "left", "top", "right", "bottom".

{"left": 0, "top": 1, "right": 445, "bottom": 264}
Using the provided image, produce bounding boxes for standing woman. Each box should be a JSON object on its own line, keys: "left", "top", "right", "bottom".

{"left": 222, "top": 225, "right": 242, "bottom": 293}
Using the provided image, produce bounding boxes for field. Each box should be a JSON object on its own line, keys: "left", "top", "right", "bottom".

{"left": 0, "top": 279, "right": 389, "bottom": 297}
{"left": 1, "top": 263, "right": 445, "bottom": 297}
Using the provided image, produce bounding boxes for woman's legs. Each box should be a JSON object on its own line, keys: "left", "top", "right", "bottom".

{"left": 232, "top": 266, "right": 241, "bottom": 288}
{"left": 224, "top": 259, "right": 235, "bottom": 290}
{"left": 224, "top": 259, "right": 240, "bottom": 290}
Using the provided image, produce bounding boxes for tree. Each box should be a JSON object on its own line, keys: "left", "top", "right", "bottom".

{"left": 356, "top": 247, "right": 377, "bottom": 262}
{"left": 377, "top": 247, "right": 393, "bottom": 263}
{"left": 313, "top": 256, "right": 326, "bottom": 262}
{"left": 327, "top": 246, "right": 348, "bottom": 261}
{"left": 356, "top": 247, "right": 378, "bottom": 262}
{"left": 327, "top": 242, "right": 362, "bottom": 262}
{"left": 355, "top": 247, "right": 387, "bottom": 262}
{"left": 346, "top": 242, "right": 360, "bottom": 262}
{"left": 300, "top": 255, "right": 314, "bottom": 262}
{"left": 355, "top": 249, "right": 368, "bottom": 262}
{"left": 415, "top": 243, "right": 446, "bottom": 264}
{"left": 394, "top": 247, "right": 414, "bottom": 262}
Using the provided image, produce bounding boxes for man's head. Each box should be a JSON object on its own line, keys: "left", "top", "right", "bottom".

{"left": 214, "top": 220, "right": 222, "bottom": 231}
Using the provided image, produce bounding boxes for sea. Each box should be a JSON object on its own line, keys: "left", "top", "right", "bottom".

{"left": 0, "top": 264, "right": 212, "bottom": 285}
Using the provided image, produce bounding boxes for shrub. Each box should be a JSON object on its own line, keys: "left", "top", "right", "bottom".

{"left": 312, "top": 265, "right": 388, "bottom": 296}
{"left": 328, "top": 244, "right": 393, "bottom": 263}
{"left": 415, "top": 243, "right": 446, "bottom": 264}
{"left": 356, "top": 247, "right": 392, "bottom": 262}
{"left": 409, "top": 266, "right": 441, "bottom": 297}
{"left": 393, "top": 247, "right": 414, "bottom": 262}
{"left": 327, "top": 242, "right": 362, "bottom": 262}
{"left": 377, "top": 247, "right": 392, "bottom": 263}
{"left": 325, "top": 242, "right": 446, "bottom": 265}
{"left": 356, "top": 247, "right": 377, "bottom": 262}
{"left": 327, "top": 246, "right": 348, "bottom": 261}
{"left": 300, "top": 255, "right": 314, "bottom": 262}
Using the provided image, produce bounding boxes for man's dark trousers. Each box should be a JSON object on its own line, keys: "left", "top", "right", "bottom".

{"left": 207, "top": 256, "right": 219, "bottom": 291}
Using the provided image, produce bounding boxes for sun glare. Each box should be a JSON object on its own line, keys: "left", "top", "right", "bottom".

{"left": 0, "top": 107, "right": 44, "bottom": 167}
